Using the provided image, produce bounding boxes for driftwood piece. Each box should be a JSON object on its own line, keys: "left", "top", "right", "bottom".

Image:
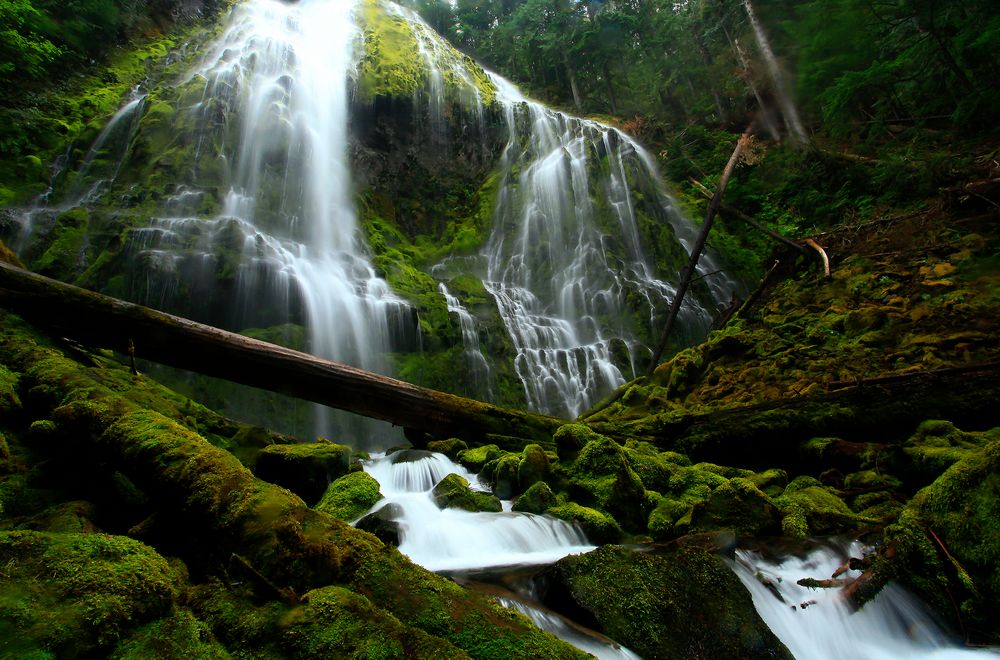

{"left": 0, "top": 262, "right": 563, "bottom": 442}
{"left": 803, "top": 238, "right": 830, "bottom": 277}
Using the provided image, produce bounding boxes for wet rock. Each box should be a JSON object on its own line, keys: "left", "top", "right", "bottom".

{"left": 426, "top": 438, "right": 468, "bottom": 460}
{"left": 356, "top": 503, "right": 404, "bottom": 546}
{"left": 431, "top": 473, "right": 502, "bottom": 513}
{"left": 254, "top": 440, "right": 351, "bottom": 505}
{"left": 537, "top": 545, "right": 791, "bottom": 659}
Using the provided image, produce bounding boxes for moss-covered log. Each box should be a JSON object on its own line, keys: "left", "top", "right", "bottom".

{"left": 0, "top": 262, "right": 562, "bottom": 442}
{"left": 0, "top": 315, "right": 586, "bottom": 658}
{"left": 589, "top": 362, "right": 1000, "bottom": 471}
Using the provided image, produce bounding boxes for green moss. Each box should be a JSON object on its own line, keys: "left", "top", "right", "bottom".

{"left": 240, "top": 324, "right": 307, "bottom": 352}
{"left": 517, "top": 444, "right": 550, "bottom": 490}
{"left": 482, "top": 453, "right": 520, "bottom": 499}
{"left": 431, "top": 473, "right": 502, "bottom": 513}
{"left": 426, "top": 437, "right": 468, "bottom": 459}
{"left": 356, "top": 0, "right": 425, "bottom": 100}
{"left": 546, "top": 503, "right": 622, "bottom": 544}
{"left": 254, "top": 441, "right": 352, "bottom": 506}
{"left": 0, "top": 365, "right": 20, "bottom": 414}
{"left": 32, "top": 207, "right": 90, "bottom": 279}
{"left": 315, "top": 472, "right": 383, "bottom": 522}
{"left": 110, "top": 608, "right": 229, "bottom": 659}
{"left": 686, "top": 477, "right": 781, "bottom": 537}
{"left": 540, "top": 545, "right": 790, "bottom": 659}
{"left": 0, "top": 531, "right": 181, "bottom": 658}
{"left": 775, "top": 479, "right": 863, "bottom": 536}
{"left": 456, "top": 444, "right": 503, "bottom": 472}
{"left": 512, "top": 481, "right": 556, "bottom": 514}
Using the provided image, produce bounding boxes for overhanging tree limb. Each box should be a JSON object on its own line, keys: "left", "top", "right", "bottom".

{"left": 0, "top": 262, "right": 564, "bottom": 442}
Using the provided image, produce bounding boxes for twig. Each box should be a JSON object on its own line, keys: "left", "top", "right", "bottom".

{"left": 804, "top": 238, "right": 830, "bottom": 277}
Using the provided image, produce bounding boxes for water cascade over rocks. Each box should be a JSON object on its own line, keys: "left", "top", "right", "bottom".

{"left": 5, "top": 0, "right": 736, "bottom": 429}
{"left": 363, "top": 450, "right": 594, "bottom": 573}
{"left": 733, "top": 541, "right": 997, "bottom": 659}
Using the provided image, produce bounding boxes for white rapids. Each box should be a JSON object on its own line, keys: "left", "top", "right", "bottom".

{"left": 733, "top": 541, "right": 998, "bottom": 659}
{"left": 361, "top": 450, "right": 593, "bottom": 573}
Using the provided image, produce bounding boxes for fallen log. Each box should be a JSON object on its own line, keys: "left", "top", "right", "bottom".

{"left": 0, "top": 262, "right": 563, "bottom": 442}
{"left": 589, "top": 362, "right": 1000, "bottom": 470}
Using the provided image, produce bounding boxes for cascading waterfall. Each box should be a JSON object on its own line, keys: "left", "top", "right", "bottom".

{"left": 733, "top": 541, "right": 997, "bottom": 659}
{"left": 362, "top": 451, "right": 594, "bottom": 572}
{"left": 481, "top": 73, "right": 733, "bottom": 418}
{"left": 439, "top": 283, "right": 493, "bottom": 399}
{"left": 127, "top": 0, "right": 416, "bottom": 443}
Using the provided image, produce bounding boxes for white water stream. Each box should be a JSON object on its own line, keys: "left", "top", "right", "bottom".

{"left": 363, "top": 450, "right": 593, "bottom": 572}
{"left": 733, "top": 541, "right": 998, "bottom": 659}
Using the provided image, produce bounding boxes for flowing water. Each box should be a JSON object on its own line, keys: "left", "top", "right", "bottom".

{"left": 481, "top": 72, "right": 732, "bottom": 418}
{"left": 733, "top": 541, "right": 998, "bottom": 659}
{"left": 363, "top": 450, "right": 593, "bottom": 572}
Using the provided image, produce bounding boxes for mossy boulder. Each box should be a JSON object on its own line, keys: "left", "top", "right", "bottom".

{"left": 569, "top": 432, "right": 648, "bottom": 531}
{"left": 646, "top": 464, "right": 728, "bottom": 541}
{"left": 775, "top": 476, "right": 861, "bottom": 536}
{"left": 0, "top": 364, "right": 20, "bottom": 414}
{"left": 482, "top": 453, "right": 521, "bottom": 499}
{"left": 0, "top": 531, "right": 181, "bottom": 658}
{"left": 864, "top": 437, "right": 1000, "bottom": 643}
{"left": 426, "top": 437, "right": 468, "bottom": 460}
{"left": 512, "top": 481, "right": 557, "bottom": 514}
{"left": 431, "top": 473, "right": 502, "bottom": 513}
{"left": 546, "top": 503, "right": 622, "bottom": 544}
{"left": 110, "top": 608, "right": 229, "bottom": 659}
{"left": 553, "top": 423, "right": 600, "bottom": 459}
{"left": 517, "top": 443, "right": 550, "bottom": 489}
{"left": 456, "top": 443, "right": 503, "bottom": 472}
{"left": 315, "top": 471, "right": 383, "bottom": 522}
{"left": 685, "top": 477, "right": 781, "bottom": 537}
{"left": 31, "top": 207, "right": 90, "bottom": 280}
{"left": 538, "top": 545, "right": 791, "bottom": 660}
{"left": 254, "top": 440, "right": 352, "bottom": 505}
{"left": 896, "top": 419, "right": 993, "bottom": 484}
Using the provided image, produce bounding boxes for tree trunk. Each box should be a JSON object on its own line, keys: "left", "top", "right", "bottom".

{"left": 741, "top": 0, "right": 808, "bottom": 146}
{"left": 602, "top": 62, "right": 619, "bottom": 115}
{"left": 565, "top": 59, "right": 583, "bottom": 110}
{"left": 647, "top": 125, "right": 755, "bottom": 374}
{"left": 0, "top": 262, "right": 563, "bottom": 443}
{"left": 732, "top": 35, "right": 782, "bottom": 142}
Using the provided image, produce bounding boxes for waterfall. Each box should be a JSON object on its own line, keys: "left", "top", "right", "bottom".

{"left": 362, "top": 451, "right": 594, "bottom": 572}
{"left": 482, "top": 73, "right": 731, "bottom": 418}
{"left": 439, "top": 283, "right": 493, "bottom": 399}
{"left": 733, "top": 541, "right": 997, "bottom": 659}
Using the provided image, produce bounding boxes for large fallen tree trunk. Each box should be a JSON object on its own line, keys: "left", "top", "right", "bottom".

{"left": 0, "top": 262, "right": 563, "bottom": 442}
{"left": 589, "top": 361, "right": 1000, "bottom": 471}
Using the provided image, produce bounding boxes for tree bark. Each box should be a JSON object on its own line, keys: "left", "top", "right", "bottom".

{"left": 0, "top": 262, "right": 563, "bottom": 442}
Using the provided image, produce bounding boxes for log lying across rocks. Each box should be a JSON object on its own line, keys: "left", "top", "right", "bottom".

{"left": 0, "top": 262, "right": 563, "bottom": 442}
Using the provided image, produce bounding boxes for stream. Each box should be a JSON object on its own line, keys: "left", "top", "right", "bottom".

{"left": 362, "top": 450, "right": 997, "bottom": 660}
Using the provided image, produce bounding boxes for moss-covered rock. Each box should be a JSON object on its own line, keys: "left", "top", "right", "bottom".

{"left": 482, "top": 453, "right": 520, "bottom": 499}
{"left": 432, "top": 473, "right": 502, "bottom": 513}
{"left": 0, "top": 364, "right": 20, "bottom": 415}
{"left": 315, "top": 471, "right": 383, "bottom": 522}
{"left": 512, "top": 481, "right": 557, "bottom": 514}
{"left": 775, "top": 476, "right": 862, "bottom": 536}
{"left": 568, "top": 432, "right": 648, "bottom": 531}
{"left": 517, "top": 443, "right": 550, "bottom": 490}
{"left": 553, "top": 423, "right": 601, "bottom": 459}
{"left": 896, "top": 419, "right": 993, "bottom": 485}
{"left": 546, "top": 503, "right": 622, "bottom": 544}
{"left": 864, "top": 436, "right": 1000, "bottom": 643}
{"left": 426, "top": 437, "right": 468, "bottom": 460}
{"left": 686, "top": 477, "right": 781, "bottom": 537}
{"left": 110, "top": 608, "right": 230, "bottom": 659}
{"left": 254, "top": 440, "right": 352, "bottom": 505}
{"left": 0, "top": 531, "right": 181, "bottom": 658}
{"left": 538, "top": 545, "right": 791, "bottom": 659}
{"left": 456, "top": 443, "right": 503, "bottom": 472}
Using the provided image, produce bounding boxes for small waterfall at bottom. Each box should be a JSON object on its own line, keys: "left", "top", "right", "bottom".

{"left": 362, "top": 450, "right": 593, "bottom": 572}
{"left": 733, "top": 541, "right": 998, "bottom": 659}
{"left": 361, "top": 450, "right": 647, "bottom": 657}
